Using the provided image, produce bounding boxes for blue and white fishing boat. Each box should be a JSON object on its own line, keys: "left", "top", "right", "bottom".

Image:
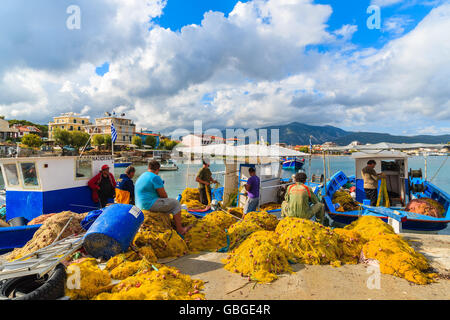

{"left": 114, "top": 162, "right": 132, "bottom": 168}
{"left": 281, "top": 157, "right": 305, "bottom": 171}
{"left": 0, "top": 156, "right": 114, "bottom": 254}
{"left": 321, "top": 149, "right": 449, "bottom": 231}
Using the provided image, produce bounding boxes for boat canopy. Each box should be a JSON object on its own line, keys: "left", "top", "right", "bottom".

{"left": 176, "top": 144, "right": 308, "bottom": 158}
{"left": 351, "top": 150, "right": 408, "bottom": 159}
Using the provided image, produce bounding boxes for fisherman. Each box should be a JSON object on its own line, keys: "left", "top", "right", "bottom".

{"left": 362, "top": 160, "right": 384, "bottom": 206}
{"left": 88, "top": 164, "right": 116, "bottom": 208}
{"left": 243, "top": 167, "right": 260, "bottom": 215}
{"left": 135, "top": 160, "right": 190, "bottom": 235}
{"left": 281, "top": 172, "right": 325, "bottom": 224}
{"left": 195, "top": 158, "right": 218, "bottom": 206}
{"left": 115, "top": 166, "right": 136, "bottom": 205}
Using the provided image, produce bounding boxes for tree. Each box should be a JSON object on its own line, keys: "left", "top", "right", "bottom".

{"left": 53, "top": 128, "right": 72, "bottom": 148}
{"left": 70, "top": 131, "right": 90, "bottom": 150}
{"left": 104, "top": 135, "right": 112, "bottom": 149}
{"left": 92, "top": 134, "right": 104, "bottom": 148}
{"left": 132, "top": 136, "right": 143, "bottom": 148}
{"left": 143, "top": 135, "right": 157, "bottom": 149}
{"left": 160, "top": 139, "right": 178, "bottom": 151}
{"left": 21, "top": 134, "right": 43, "bottom": 148}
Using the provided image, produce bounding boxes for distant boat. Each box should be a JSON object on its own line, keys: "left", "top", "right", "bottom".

{"left": 114, "top": 162, "right": 132, "bottom": 168}
{"left": 159, "top": 159, "right": 178, "bottom": 171}
{"left": 281, "top": 157, "right": 305, "bottom": 171}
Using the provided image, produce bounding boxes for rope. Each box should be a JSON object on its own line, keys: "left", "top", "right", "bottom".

{"left": 376, "top": 178, "right": 390, "bottom": 208}
{"left": 430, "top": 155, "right": 448, "bottom": 182}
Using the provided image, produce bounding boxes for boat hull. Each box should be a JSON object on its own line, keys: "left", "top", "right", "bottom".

{"left": 114, "top": 162, "right": 132, "bottom": 168}
{"left": 282, "top": 160, "right": 304, "bottom": 171}
{"left": 0, "top": 225, "right": 41, "bottom": 255}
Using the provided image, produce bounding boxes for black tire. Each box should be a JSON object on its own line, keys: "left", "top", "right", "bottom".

{"left": 0, "top": 264, "right": 66, "bottom": 300}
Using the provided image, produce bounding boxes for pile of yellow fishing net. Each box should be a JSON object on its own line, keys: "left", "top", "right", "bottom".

{"left": 203, "top": 210, "right": 238, "bottom": 230}
{"left": 346, "top": 216, "right": 436, "bottom": 284}
{"left": 184, "top": 220, "right": 227, "bottom": 252}
{"left": 223, "top": 231, "right": 292, "bottom": 283}
{"left": 332, "top": 191, "right": 360, "bottom": 212}
{"left": 243, "top": 211, "right": 279, "bottom": 231}
{"left": 94, "top": 265, "right": 205, "bottom": 300}
{"left": 65, "top": 258, "right": 112, "bottom": 300}
{"left": 260, "top": 203, "right": 282, "bottom": 211}
{"left": 180, "top": 188, "right": 204, "bottom": 208}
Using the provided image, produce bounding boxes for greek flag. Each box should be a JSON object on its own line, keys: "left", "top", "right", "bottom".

{"left": 111, "top": 123, "right": 117, "bottom": 143}
{"left": 309, "top": 136, "right": 313, "bottom": 153}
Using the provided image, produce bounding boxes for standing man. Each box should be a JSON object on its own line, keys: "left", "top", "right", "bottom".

{"left": 88, "top": 164, "right": 116, "bottom": 208}
{"left": 135, "top": 160, "right": 190, "bottom": 235}
{"left": 243, "top": 167, "right": 260, "bottom": 215}
{"left": 281, "top": 172, "right": 325, "bottom": 224}
{"left": 115, "top": 166, "right": 136, "bottom": 205}
{"left": 362, "top": 160, "right": 384, "bottom": 206}
{"left": 195, "top": 158, "right": 218, "bottom": 206}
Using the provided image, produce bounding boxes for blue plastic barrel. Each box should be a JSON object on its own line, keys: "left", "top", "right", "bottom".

{"left": 83, "top": 204, "right": 144, "bottom": 259}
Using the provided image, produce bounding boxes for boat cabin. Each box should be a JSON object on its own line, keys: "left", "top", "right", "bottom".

{"left": 0, "top": 156, "right": 114, "bottom": 223}
{"left": 353, "top": 151, "right": 408, "bottom": 206}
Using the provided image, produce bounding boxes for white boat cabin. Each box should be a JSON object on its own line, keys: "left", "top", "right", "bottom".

{"left": 0, "top": 156, "right": 114, "bottom": 223}
{"left": 353, "top": 151, "right": 408, "bottom": 206}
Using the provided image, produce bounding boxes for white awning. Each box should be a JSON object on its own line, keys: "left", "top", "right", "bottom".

{"left": 175, "top": 144, "right": 308, "bottom": 158}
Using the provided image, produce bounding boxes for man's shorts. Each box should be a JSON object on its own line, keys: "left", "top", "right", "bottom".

{"left": 149, "top": 198, "right": 182, "bottom": 215}
{"left": 244, "top": 197, "right": 259, "bottom": 214}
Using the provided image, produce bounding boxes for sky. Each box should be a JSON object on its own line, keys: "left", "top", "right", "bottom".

{"left": 0, "top": 0, "right": 449, "bottom": 136}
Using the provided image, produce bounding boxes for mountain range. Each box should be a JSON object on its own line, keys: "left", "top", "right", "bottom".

{"left": 220, "top": 122, "right": 450, "bottom": 146}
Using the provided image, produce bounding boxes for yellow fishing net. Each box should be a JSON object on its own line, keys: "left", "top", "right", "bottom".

{"left": 228, "top": 207, "right": 244, "bottom": 219}
{"left": 180, "top": 188, "right": 204, "bottom": 208}
{"left": 180, "top": 209, "right": 198, "bottom": 227}
{"left": 332, "top": 191, "right": 360, "bottom": 212}
{"left": 140, "top": 210, "right": 173, "bottom": 233}
{"left": 344, "top": 216, "right": 395, "bottom": 242}
{"left": 333, "top": 228, "right": 365, "bottom": 265}
{"left": 227, "top": 220, "right": 264, "bottom": 249}
{"left": 362, "top": 234, "right": 436, "bottom": 284}
{"left": 260, "top": 203, "right": 281, "bottom": 211}
{"left": 110, "top": 258, "right": 154, "bottom": 280}
{"left": 203, "top": 210, "right": 238, "bottom": 230}
{"left": 65, "top": 258, "right": 112, "bottom": 300}
{"left": 243, "top": 211, "right": 279, "bottom": 231}
{"left": 93, "top": 266, "right": 205, "bottom": 300}
{"left": 223, "top": 231, "right": 292, "bottom": 283}
{"left": 184, "top": 220, "right": 227, "bottom": 252}
{"left": 133, "top": 229, "right": 188, "bottom": 259}
{"left": 275, "top": 217, "right": 343, "bottom": 265}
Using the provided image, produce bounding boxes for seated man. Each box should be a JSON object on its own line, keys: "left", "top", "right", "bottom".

{"left": 281, "top": 172, "right": 325, "bottom": 224}
{"left": 135, "top": 160, "right": 190, "bottom": 235}
{"left": 115, "top": 166, "right": 136, "bottom": 205}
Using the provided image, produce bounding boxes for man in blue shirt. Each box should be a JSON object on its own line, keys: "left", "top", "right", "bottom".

{"left": 135, "top": 160, "right": 190, "bottom": 235}
{"left": 244, "top": 167, "right": 260, "bottom": 214}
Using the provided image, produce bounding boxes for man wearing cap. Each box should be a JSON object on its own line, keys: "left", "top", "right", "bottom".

{"left": 281, "top": 172, "right": 325, "bottom": 224}
{"left": 88, "top": 164, "right": 116, "bottom": 208}
{"left": 196, "top": 158, "right": 218, "bottom": 206}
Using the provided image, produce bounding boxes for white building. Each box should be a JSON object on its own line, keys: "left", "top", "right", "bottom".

{"left": 181, "top": 134, "right": 225, "bottom": 147}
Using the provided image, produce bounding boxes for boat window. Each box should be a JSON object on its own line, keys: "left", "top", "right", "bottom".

{"left": 20, "top": 163, "right": 39, "bottom": 187}
{"left": 76, "top": 159, "right": 92, "bottom": 179}
{"left": 4, "top": 164, "right": 20, "bottom": 186}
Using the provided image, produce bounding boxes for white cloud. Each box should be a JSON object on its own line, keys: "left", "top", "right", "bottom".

{"left": 371, "top": 0, "right": 404, "bottom": 7}
{"left": 0, "top": 0, "right": 449, "bottom": 137}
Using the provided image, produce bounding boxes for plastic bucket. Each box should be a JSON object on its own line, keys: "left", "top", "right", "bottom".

{"left": 83, "top": 204, "right": 144, "bottom": 259}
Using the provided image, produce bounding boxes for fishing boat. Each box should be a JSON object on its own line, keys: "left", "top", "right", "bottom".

{"left": 159, "top": 159, "right": 178, "bottom": 171}
{"left": 0, "top": 156, "right": 114, "bottom": 254}
{"left": 321, "top": 150, "right": 449, "bottom": 231}
{"left": 281, "top": 157, "right": 305, "bottom": 171}
{"left": 114, "top": 162, "right": 132, "bottom": 168}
